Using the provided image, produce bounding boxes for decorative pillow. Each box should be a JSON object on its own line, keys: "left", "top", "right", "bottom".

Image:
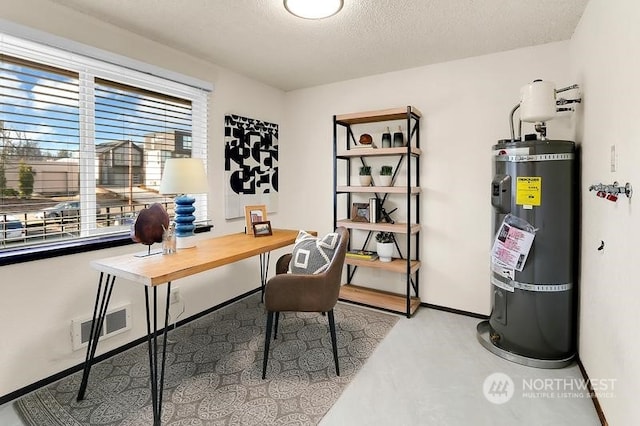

{"left": 290, "top": 230, "right": 341, "bottom": 274}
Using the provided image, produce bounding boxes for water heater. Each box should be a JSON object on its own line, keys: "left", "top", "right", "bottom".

{"left": 477, "top": 80, "right": 580, "bottom": 368}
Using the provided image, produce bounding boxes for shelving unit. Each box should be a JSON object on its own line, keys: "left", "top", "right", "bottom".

{"left": 333, "top": 106, "right": 421, "bottom": 318}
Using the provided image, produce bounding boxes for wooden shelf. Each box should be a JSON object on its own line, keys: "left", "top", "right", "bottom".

{"left": 337, "top": 185, "right": 421, "bottom": 194}
{"left": 335, "top": 106, "right": 422, "bottom": 125}
{"left": 345, "top": 257, "right": 421, "bottom": 274}
{"left": 336, "top": 220, "right": 420, "bottom": 234}
{"left": 334, "top": 106, "right": 421, "bottom": 319}
{"left": 337, "top": 146, "right": 421, "bottom": 157}
{"left": 339, "top": 284, "right": 421, "bottom": 317}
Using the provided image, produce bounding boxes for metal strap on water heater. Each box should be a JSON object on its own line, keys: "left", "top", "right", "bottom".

{"left": 491, "top": 275, "right": 573, "bottom": 293}
{"left": 495, "top": 153, "right": 574, "bottom": 163}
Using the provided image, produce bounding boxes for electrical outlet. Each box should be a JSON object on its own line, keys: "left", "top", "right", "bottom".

{"left": 170, "top": 288, "right": 180, "bottom": 305}
{"left": 610, "top": 145, "right": 617, "bottom": 172}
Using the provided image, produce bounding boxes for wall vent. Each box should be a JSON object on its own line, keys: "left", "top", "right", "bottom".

{"left": 71, "top": 303, "right": 131, "bottom": 351}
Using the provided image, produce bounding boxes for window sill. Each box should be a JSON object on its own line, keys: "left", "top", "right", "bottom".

{"left": 0, "top": 233, "right": 135, "bottom": 266}
{"left": 0, "top": 224, "right": 212, "bottom": 266}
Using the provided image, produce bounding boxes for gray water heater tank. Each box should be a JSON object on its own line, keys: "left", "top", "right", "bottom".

{"left": 477, "top": 138, "right": 577, "bottom": 368}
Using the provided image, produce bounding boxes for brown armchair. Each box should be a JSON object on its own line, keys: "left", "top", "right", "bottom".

{"left": 262, "top": 227, "right": 349, "bottom": 379}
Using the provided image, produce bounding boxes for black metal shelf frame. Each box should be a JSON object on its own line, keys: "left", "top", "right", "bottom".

{"left": 332, "top": 106, "right": 421, "bottom": 317}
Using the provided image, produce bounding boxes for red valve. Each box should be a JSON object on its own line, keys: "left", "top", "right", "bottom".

{"left": 596, "top": 191, "right": 606, "bottom": 198}
{"left": 606, "top": 193, "right": 618, "bottom": 202}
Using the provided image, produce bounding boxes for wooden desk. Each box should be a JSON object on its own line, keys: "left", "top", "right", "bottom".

{"left": 77, "top": 229, "right": 302, "bottom": 425}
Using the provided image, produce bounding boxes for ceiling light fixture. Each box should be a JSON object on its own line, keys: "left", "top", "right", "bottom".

{"left": 284, "top": 0, "right": 343, "bottom": 19}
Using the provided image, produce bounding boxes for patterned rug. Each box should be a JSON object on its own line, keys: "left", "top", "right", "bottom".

{"left": 15, "top": 293, "right": 398, "bottom": 425}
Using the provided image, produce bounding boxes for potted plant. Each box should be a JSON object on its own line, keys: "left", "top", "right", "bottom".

{"left": 359, "top": 165, "right": 372, "bottom": 186}
{"left": 375, "top": 231, "right": 394, "bottom": 262}
{"left": 379, "top": 165, "right": 393, "bottom": 186}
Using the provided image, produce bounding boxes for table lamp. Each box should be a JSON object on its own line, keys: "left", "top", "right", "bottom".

{"left": 159, "top": 158, "right": 208, "bottom": 249}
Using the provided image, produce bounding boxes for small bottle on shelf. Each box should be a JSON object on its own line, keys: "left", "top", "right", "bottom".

{"left": 381, "top": 127, "right": 391, "bottom": 148}
{"left": 393, "top": 126, "right": 404, "bottom": 147}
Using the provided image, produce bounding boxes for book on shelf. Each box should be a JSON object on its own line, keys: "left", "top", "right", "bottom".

{"left": 346, "top": 250, "right": 378, "bottom": 261}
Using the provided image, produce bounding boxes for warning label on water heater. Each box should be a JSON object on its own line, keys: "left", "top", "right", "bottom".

{"left": 516, "top": 177, "right": 541, "bottom": 206}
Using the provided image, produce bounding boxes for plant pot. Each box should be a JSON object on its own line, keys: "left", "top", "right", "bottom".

{"left": 359, "top": 175, "right": 372, "bottom": 186}
{"left": 379, "top": 175, "right": 393, "bottom": 186}
{"left": 376, "top": 242, "right": 394, "bottom": 262}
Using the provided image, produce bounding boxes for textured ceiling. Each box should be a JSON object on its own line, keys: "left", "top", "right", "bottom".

{"left": 49, "top": 0, "right": 589, "bottom": 91}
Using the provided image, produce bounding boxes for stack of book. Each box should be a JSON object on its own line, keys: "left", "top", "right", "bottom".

{"left": 346, "top": 250, "right": 378, "bottom": 261}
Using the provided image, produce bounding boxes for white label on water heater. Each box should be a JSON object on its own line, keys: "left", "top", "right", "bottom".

{"left": 491, "top": 260, "right": 515, "bottom": 280}
{"left": 491, "top": 220, "right": 536, "bottom": 272}
{"left": 493, "top": 147, "right": 529, "bottom": 157}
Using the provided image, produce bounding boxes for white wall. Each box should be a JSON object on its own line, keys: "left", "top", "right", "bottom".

{"left": 570, "top": 0, "right": 640, "bottom": 423}
{"left": 282, "top": 42, "right": 576, "bottom": 315}
{"left": 0, "top": 0, "right": 286, "bottom": 396}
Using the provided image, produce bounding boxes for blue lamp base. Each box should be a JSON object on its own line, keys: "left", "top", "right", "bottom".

{"left": 174, "top": 195, "right": 197, "bottom": 249}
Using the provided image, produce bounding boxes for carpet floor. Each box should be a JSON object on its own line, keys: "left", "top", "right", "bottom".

{"left": 15, "top": 293, "right": 398, "bottom": 425}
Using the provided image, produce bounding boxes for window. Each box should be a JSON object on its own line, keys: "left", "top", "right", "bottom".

{"left": 0, "top": 32, "right": 209, "bottom": 259}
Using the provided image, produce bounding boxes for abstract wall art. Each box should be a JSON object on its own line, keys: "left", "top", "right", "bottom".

{"left": 224, "top": 114, "right": 279, "bottom": 219}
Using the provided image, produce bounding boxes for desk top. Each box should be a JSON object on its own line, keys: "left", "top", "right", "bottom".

{"left": 90, "top": 229, "right": 302, "bottom": 286}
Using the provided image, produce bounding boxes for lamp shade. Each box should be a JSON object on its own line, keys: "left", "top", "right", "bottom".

{"left": 159, "top": 158, "right": 208, "bottom": 195}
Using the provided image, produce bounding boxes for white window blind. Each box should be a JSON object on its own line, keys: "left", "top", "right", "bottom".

{"left": 0, "top": 33, "right": 209, "bottom": 251}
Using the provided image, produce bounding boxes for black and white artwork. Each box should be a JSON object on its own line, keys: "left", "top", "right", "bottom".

{"left": 224, "top": 114, "right": 279, "bottom": 219}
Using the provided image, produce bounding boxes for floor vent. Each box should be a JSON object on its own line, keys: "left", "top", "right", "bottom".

{"left": 71, "top": 304, "right": 131, "bottom": 351}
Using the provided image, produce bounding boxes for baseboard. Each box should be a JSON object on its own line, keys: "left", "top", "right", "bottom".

{"left": 576, "top": 357, "right": 608, "bottom": 426}
{"left": 0, "top": 288, "right": 261, "bottom": 406}
{"left": 421, "top": 302, "right": 489, "bottom": 320}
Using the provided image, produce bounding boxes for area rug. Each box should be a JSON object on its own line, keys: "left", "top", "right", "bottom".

{"left": 15, "top": 293, "right": 398, "bottom": 425}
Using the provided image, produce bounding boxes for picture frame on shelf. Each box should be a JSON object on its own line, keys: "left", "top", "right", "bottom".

{"left": 244, "top": 204, "right": 267, "bottom": 235}
{"left": 252, "top": 220, "right": 273, "bottom": 237}
{"left": 351, "top": 202, "right": 370, "bottom": 222}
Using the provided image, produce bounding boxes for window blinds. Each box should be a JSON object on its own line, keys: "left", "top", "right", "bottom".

{"left": 0, "top": 32, "right": 209, "bottom": 250}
